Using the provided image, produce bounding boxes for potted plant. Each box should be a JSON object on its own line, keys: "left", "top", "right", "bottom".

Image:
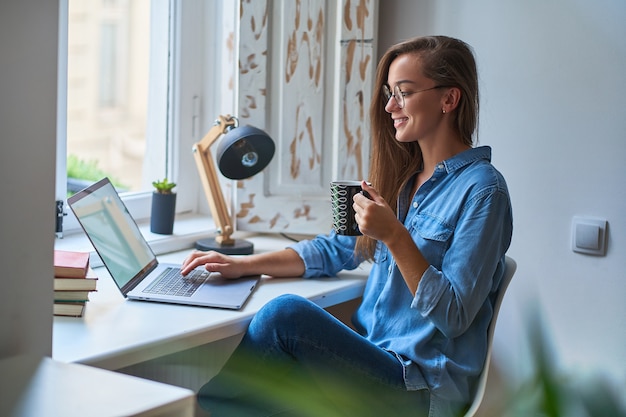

{"left": 150, "top": 178, "right": 177, "bottom": 234}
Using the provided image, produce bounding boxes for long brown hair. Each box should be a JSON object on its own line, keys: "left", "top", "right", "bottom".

{"left": 355, "top": 36, "right": 479, "bottom": 260}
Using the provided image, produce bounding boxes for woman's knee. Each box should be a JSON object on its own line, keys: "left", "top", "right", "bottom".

{"left": 245, "top": 294, "right": 322, "bottom": 346}
{"left": 252, "top": 294, "right": 316, "bottom": 326}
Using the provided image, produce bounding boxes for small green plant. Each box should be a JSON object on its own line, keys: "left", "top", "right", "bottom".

{"left": 152, "top": 178, "right": 176, "bottom": 194}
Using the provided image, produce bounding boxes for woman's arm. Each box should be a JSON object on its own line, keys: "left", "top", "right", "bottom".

{"left": 180, "top": 248, "right": 306, "bottom": 279}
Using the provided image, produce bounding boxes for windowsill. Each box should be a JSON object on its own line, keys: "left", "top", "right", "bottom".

{"left": 54, "top": 212, "right": 217, "bottom": 268}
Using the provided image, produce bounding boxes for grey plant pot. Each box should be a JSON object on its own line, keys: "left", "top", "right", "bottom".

{"left": 150, "top": 192, "right": 176, "bottom": 234}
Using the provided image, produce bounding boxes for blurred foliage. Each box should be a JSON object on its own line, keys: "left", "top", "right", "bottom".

{"left": 67, "top": 154, "right": 127, "bottom": 194}
{"left": 198, "top": 313, "right": 626, "bottom": 417}
{"left": 198, "top": 350, "right": 430, "bottom": 417}
{"left": 504, "top": 313, "right": 626, "bottom": 417}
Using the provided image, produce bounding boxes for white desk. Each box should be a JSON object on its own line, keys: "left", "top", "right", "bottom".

{"left": 53, "top": 234, "right": 368, "bottom": 372}
{"left": 0, "top": 355, "right": 195, "bottom": 417}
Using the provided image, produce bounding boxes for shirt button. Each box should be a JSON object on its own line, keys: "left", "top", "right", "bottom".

{"left": 412, "top": 202, "right": 418, "bottom": 208}
{"left": 438, "top": 164, "right": 444, "bottom": 170}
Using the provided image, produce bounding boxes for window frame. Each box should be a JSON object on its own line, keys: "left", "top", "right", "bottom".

{"left": 57, "top": 0, "right": 221, "bottom": 236}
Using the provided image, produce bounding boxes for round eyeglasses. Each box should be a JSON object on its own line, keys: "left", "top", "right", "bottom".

{"left": 382, "top": 84, "right": 445, "bottom": 109}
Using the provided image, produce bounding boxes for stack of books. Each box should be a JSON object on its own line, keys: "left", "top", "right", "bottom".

{"left": 53, "top": 250, "right": 98, "bottom": 317}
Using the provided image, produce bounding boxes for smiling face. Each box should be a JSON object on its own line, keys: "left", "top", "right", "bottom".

{"left": 384, "top": 53, "right": 446, "bottom": 144}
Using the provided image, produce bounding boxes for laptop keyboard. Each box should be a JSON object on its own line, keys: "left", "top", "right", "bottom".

{"left": 142, "top": 267, "right": 209, "bottom": 297}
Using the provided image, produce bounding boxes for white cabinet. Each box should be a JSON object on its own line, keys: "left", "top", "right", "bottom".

{"left": 0, "top": 355, "right": 195, "bottom": 417}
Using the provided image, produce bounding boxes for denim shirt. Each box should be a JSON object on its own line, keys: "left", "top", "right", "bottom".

{"left": 290, "top": 146, "right": 513, "bottom": 417}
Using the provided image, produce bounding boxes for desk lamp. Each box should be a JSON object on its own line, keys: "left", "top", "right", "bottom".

{"left": 192, "top": 115, "right": 275, "bottom": 255}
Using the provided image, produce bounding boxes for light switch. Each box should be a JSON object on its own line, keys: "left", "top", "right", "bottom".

{"left": 571, "top": 216, "right": 607, "bottom": 256}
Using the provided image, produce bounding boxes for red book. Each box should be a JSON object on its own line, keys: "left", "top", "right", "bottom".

{"left": 54, "top": 250, "right": 90, "bottom": 278}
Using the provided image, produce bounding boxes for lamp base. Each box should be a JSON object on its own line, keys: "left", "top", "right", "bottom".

{"left": 194, "top": 237, "right": 254, "bottom": 255}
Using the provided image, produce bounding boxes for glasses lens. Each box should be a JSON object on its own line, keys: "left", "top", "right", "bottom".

{"left": 382, "top": 85, "right": 392, "bottom": 102}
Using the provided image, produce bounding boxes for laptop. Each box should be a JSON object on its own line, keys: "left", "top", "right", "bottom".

{"left": 67, "top": 177, "right": 260, "bottom": 310}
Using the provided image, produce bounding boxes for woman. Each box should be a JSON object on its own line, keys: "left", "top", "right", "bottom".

{"left": 183, "top": 35, "right": 513, "bottom": 417}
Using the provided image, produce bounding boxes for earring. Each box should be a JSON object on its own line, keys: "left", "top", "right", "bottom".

{"left": 442, "top": 109, "right": 446, "bottom": 114}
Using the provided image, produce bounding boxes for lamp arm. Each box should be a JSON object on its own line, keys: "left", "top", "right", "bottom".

{"left": 192, "top": 121, "right": 235, "bottom": 246}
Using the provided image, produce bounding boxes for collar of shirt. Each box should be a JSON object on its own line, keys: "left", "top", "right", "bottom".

{"left": 398, "top": 146, "right": 492, "bottom": 222}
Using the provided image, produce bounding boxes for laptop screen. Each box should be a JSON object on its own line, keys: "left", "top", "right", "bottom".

{"left": 68, "top": 178, "right": 157, "bottom": 293}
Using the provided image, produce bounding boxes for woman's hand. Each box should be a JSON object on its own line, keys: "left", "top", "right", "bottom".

{"left": 181, "top": 250, "right": 246, "bottom": 279}
{"left": 181, "top": 248, "right": 306, "bottom": 279}
{"left": 355, "top": 180, "right": 429, "bottom": 295}
{"left": 353, "top": 180, "right": 403, "bottom": 243}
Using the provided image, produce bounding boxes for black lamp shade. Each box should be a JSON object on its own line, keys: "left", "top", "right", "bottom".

{"left": 216, "top": 125, "right": 275, "bottom": 180}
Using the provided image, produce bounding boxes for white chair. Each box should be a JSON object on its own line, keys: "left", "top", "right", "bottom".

{"left": 464, "top": 256, "right": 517, "bottom": 417}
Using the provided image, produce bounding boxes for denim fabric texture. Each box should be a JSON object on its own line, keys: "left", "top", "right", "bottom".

{"left": 291, "top": 146, "right": 513, "bottom": 417}
{"left": 198, "top": 294, "right": 430, "bottom": 416}
{"left": 198, "top": 295, "right": 429, "bottom": 417}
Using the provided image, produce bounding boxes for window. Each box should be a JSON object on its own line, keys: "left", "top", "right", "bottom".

{"left": 66, "top": 0, "right": 150, "bottom": 194}
{"left": 57, "top": 0, "right": 228, "bottom": 234}
{"left": 57, "top": 0, "right": 375, "bottom": 239}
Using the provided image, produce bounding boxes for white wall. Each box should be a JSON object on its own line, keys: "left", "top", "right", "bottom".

{"left": 0, "top": 1, "right": 58, "bottom": 358}
{"left": 379, "top": 0, "right": 626, "bottom": 392}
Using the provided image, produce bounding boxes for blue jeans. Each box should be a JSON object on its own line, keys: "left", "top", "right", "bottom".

{"left": 197, "top": 294, "right": 430, "bottom": 417}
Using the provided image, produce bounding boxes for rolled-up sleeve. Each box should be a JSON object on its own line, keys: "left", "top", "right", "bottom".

{"left": 289, "top": 230, "right": 362, "bottom": 278}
